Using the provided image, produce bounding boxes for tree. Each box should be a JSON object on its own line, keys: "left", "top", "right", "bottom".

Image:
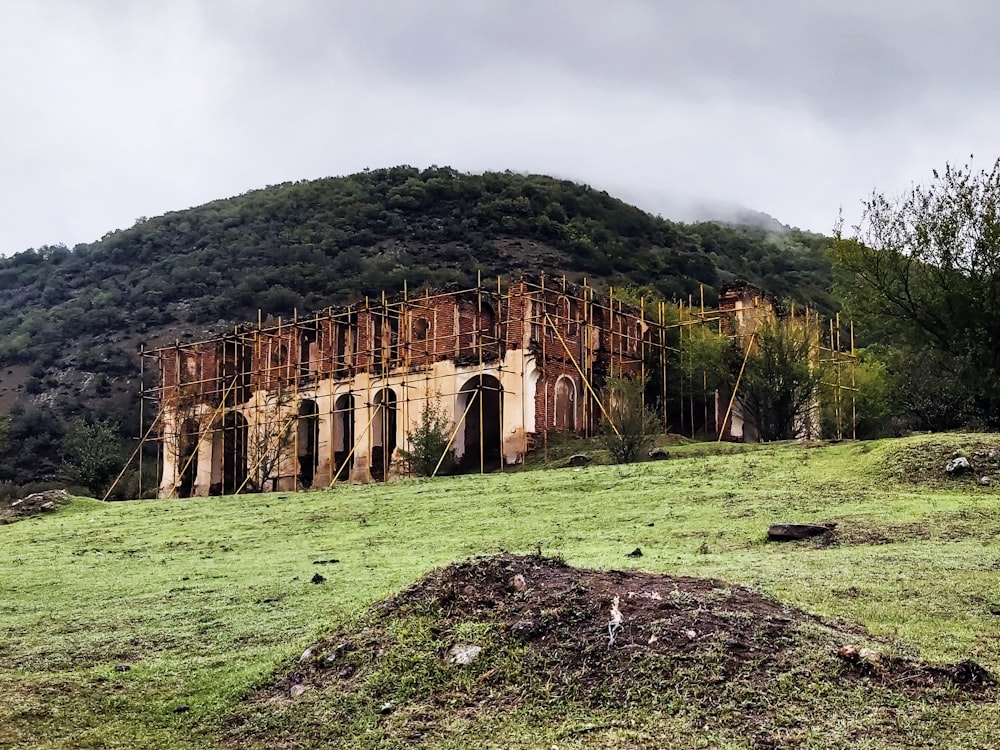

{"left": 600, "top": 376, "right": 662, "bottom": 463}
{"left": 63, "top": 418, "right": 126, "bottom": 497}
{"left": 739, "top": 319, "right": 821, "bottom": 442}
{"left": 400, "top": 396, "right": 454, "bottom": 477}
{"left": 244, "top": 393, "right": 295, "bottom": 492}
{"left": 833, "top": 158, "right": 1000, "bottom": 427}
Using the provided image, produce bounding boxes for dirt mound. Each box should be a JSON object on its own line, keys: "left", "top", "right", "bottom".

{"left": 230, "top": 555, "right": 994, "bottom": 749}
{"left": 277, "top": 554, "right": 991, "bottom": 697}
{"left": 0, "top": 489, "right": 68, "bottom": 524}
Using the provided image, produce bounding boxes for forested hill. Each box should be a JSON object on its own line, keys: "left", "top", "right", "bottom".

{"left": 0, "top": 166, "right": 834, "bottom": 492}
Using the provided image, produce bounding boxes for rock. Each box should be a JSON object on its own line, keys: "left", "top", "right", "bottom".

{"left": 946, "top": 456, "right": 971, "bottom": 474}
{"left": 568, "top": 454, "right": 592, "bottom": 467}
{"left": 289, "top": 684, "right": 307, "bottom": 698}
{"left": 838, "top": 644, "right": 881, "bottom": 667}
{"left": 979, "top": 475, "right": 992, "bottom": 486}
{"left": 378, "top": 701, "right": 393, "bottom": 714}
{"left": 627, "top": 547, "right": 643, "bottom": 557}
{"left": 858, "top": 647, "right": 881, "bottom": 665}
{"left": 838, "top": 644, "right": 858, "bottom": 659}
{"left": 173, "top": 704, "right": 190, "bottom": 714}
{"left": 447, "top": 644, "right": 482, "bottom": 665}
{"left": 39, "top": 502, "right": 56, "bottom": 512}
{"left": 510, "top": 573, "right": 527, "bottom": 592}
{"left": 323, "top": 641, "right": 355, "bottom": 665}
{"left": 767, "top": 523, "right": 835, "bottom": 541}
{"left": 312, "top": 558, "right": 340, "bottom": 564}
{"left": 647, "top": 447, "right": 670, "bottom": 460}
{"left": 298, "top": 647, "right": 314, "bottom": 663}
{"left": 310, "top": 573, "right": 326, "bottom": 584}
{"left": 950, "top": 660, "right": 995, "bottom": 686}
{"left": 114, "top": 664, "right": 131, "bottom": 672}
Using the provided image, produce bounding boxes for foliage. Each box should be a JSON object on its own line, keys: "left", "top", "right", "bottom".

{"left": 400, "top": 396, "right": 454, "bottom": 477}
{"left": 850, "top": 352, "right": 895, "bottom": 439}
{"left": 62, "top": 418, "right": 126, "bottom": 497}
{"left": 834, "top": 158, "right": 1000, "bottom": 427}
{"left": 600, "top": 375, "right": 662, "bottom": 462}
{"left": 0, "top": 406, "right": 65, "bottom": 486}
{"left": 884, "top": 347, "right": 975, "bottom": 432}
{"left": 678, "top": 324, "right": 736, "bottom": 391}
{"left": 739, "top": 319, "right": 822, "bottom": 441}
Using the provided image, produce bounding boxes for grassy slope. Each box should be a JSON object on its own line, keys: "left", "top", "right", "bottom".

{"left": 1, "top": 435, "right": 999, "bottom": 748}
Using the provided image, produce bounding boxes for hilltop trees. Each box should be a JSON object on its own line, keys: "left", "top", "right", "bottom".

{"left": 834, "top": 158, "right": 1000, "bottom": 428}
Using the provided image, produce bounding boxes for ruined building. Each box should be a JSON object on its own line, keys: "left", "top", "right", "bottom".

{"left": 139, "top": 278, "right": 851, "bottom": 498}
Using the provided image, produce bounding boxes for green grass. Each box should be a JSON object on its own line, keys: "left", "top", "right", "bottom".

{"left": 2, "top": 435, "right": 999, "bottom": 748}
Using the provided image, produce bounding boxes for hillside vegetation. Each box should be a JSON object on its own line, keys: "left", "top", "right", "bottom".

{"left": 0, "top": 166, "right": 835, "bottom": 491}
{"left": 1, "top": 436, "right": 997, "bottom": 748}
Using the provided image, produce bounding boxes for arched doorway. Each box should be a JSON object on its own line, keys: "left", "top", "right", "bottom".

{"left": 177, "top": 418, "right": 200, "bottom": 498}
{"left": 333, "top": 393, "right": 355, "bottom": 481}
{"left": 221, "top": 411, "right": 248, "bottom": 494}
{"left": 457, "top": 374, "right": 503, "bottom": 472}
{"left": 555, "top": 376, "right": 577, "bottom": 432}
{"left": 371, "top": 388, "right": 397, "bottom": 481}
{"left": 297, "top": 400, "right": 319, "bottom": 488}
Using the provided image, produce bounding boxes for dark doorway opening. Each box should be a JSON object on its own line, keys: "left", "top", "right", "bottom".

{"left": 333, "top": 393, "right": 355, "bottom": 481}
{"left": 458, "top": 375, "right": 503, "bottom": 473}
{"left": 371, "top": 388, "right": 397, "bottom": 481}
{"left": 222, "top": 411, "right": 248, "bottom": 494}
{"left": 297, "top": 399, "right": 319, "bottom": 488}
{"left": 177, "top": 418, "right": 200, "bottom": 498}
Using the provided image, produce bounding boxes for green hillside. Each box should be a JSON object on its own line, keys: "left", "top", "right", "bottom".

{"left": 0, "top": 166, "right": 835, "bottom": 490}
{"left": 1, "top": 436, "right": 996, "bottom": 748}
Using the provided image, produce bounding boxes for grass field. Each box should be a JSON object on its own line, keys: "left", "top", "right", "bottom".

{"left": 1, "top": 434, "right": 999, "bottom": 748}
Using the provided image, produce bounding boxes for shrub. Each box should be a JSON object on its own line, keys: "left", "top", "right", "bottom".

{"left": 600, "top": 376, "right": 661, "bottom": 463}
{"left": 401, "top": 396, "right": 455, "bottom": 476}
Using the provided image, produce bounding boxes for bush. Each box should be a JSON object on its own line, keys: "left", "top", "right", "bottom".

{"left": 600, "top": 376, "right": 661, "bottom": 463}
{"left": 401, "top": 397, "right": 455, "bottom": 476}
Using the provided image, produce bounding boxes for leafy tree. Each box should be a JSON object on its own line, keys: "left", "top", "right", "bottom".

{"left": 739, "top": 319, "right": 822, "bottom": 442}
{"left": 63, "top": 418, "right": 126, "bottom": 497}
{"left": 850, "top": 353, "right": 895, "bottom": 439}
{"left": 400, "top": 396, "right": 454, "bottom": 477}
{"left": 679, "top": 325, "right": 736, "bottom": 392}
{"left": 819, "top": 347, "right": 895, "bottom": 440}
{"left": 600, "top": 376, "right": 662, "bottom": 463}
{"left": 883, "top": 347, "right": 973, "bottom": 432}
{"left": 833, "top": 158, "right": 1000, "bottom": 427}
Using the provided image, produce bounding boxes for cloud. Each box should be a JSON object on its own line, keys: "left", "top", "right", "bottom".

{"left": 2, "top": 0, "right": 1000, "bottom": 253}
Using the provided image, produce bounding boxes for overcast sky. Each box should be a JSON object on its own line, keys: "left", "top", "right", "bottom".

{"left": 3, "top": 0, "right": 999, "bottom": 254}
